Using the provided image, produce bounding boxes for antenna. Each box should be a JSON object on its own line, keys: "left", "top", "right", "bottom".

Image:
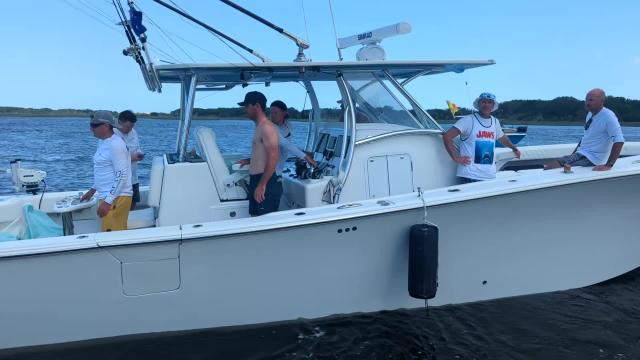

{"left": 219, "top": 0, "right": 310, "bottom": 62}
{"left": 337, "top": 22, "right": 411, "bottom": 61}
{"left": 328, "top": 0, "right": 343, "bottom": 61}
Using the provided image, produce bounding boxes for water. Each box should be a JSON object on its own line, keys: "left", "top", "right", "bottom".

{"left": 2, "top": 117, "right": 639, "bottom": 195}
{"left": 2, "top": 117, "right": 640, "bottom": 359}
{"left": 0, "top": 117, "right": 310, "bottom": 195}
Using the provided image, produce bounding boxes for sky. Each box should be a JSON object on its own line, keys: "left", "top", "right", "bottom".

{"left": 1, "top": 0, "right": 639, "bottom": 113}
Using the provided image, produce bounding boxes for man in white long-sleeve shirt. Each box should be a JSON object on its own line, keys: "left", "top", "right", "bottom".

{"left": 80, "top": 111, "right": 133, "bottom": 231}
{"left": 115, "top": 110, "right": 144, "bottom": 210}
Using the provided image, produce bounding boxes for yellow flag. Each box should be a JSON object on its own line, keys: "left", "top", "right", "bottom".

{"left": 446, "top": 100, "right": 459, "bottom": 115}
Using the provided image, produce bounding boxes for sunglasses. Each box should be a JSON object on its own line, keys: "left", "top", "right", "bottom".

{"left": 90, "top": 122, "right": 105, "bottom": 129}
{"left": 584, "top": 117, "right": 593, "bottom": 131}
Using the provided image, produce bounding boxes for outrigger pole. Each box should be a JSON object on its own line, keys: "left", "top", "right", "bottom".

{"left": 151, "top": 0, "right": 271, "bottom": 63}
{"left": 112, "top": 0, "right": 162, "bottom": 92}
{"left": 219, "top": 0, "right": 310, "bottom": 62}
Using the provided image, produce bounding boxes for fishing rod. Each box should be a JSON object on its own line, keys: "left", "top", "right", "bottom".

{"left": 112, "top": 0, "right": 161, "bottom": 92}
{"left": 126, "top": 0, "right": 162, "bottom": 92}
{"left": 151, "top": 0, "right": 271, "bottom": 63}
{"left": 219, "top": 0, "right": 310, "bottom": 62}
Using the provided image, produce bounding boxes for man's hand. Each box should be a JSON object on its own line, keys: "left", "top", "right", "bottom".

{"left": 305, "top": 155, "right": 317, "bottom": 168}
{"left": 254, "top": 183, "right": 266, "bottom": 203}
{"left": 512, "top": 148, "right": 521, "bottom": 159}
{"left": 593, "top": 164, "right": 613, "bottom": 171}
{"left": 132, "top": 152, "right": 144, "bottom": 161}
{"left": 236, "top": 158, "right": 250, "bottom": 166}
{"left": 453, "top": 156, "right": 471, "bottom": 165}
{"left": 97, "top": 201, "right": 111, "bottom": 217}
{"left": 81, "top": 189, "right": 96, "bottom": 202}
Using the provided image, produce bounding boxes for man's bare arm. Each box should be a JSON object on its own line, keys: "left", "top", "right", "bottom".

{"left": 442, "top": 127, "right": 470, "bottom": 165}
{"left": 593, "top": 142, "right": 624, "bottom": 171}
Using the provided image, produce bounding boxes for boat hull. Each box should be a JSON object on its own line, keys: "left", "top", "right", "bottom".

{"left": 1, "top": 174, "right": 639, "bottom": 351}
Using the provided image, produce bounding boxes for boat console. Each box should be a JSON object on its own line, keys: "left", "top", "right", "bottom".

{"left": 281, "top": 130, "right": 351, "bottom": 208}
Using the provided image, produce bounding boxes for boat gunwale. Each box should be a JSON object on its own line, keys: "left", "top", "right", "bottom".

{"left": 1, "top": 155, "right": 640, "bottom": 258}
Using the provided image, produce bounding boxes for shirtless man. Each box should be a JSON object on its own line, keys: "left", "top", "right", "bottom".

{"left": 237, "top": 91, "right": 282, "bottom": 216}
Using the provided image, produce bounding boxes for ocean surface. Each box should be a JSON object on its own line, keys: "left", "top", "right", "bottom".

{"left": 2, "top": 117, "right": 640, "bottom": 359}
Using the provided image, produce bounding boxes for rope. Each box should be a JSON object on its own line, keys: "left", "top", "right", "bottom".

{"left": 418, "top": 187, "right": 427, "bottom": 225}
{"left": 38, "top": 180, "right": 46, "bottom": 210}
{"left": 167, "top": 0, "right": 256, "bottom": 66}
{"left": 78, "top": 0, "right": 118, "bottom": 24}
{"left": 62, "top": 0, "right": 121, "bottom": 34}
{"left": 141, "top": 11, "right": 196, "bottom": 62}
{"left": 134, "top": 2, "right": 239, "bottom": 65}
{"left": 147, "top": 42, "right": 182, "bottom": 64}
{"left": 301, "top": 0, "right": 311, "bottom": 55}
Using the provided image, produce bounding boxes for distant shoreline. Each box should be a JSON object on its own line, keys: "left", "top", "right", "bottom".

{"left": 3, "top": 95, "right": 639, "bottom": 125}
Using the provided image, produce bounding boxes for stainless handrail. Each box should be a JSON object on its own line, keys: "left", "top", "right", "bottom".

{"left": 303, "top": 79, "right": 320, "bottom": 151}
{"left": 176, "top": 74, "right": 197, "bottom": 161}
{"left": 383, "top": 70, "right": 444, "bottom": 131}
{"left": 355, "top": 129, "right": 443, "bottom": 146}
{"left": 400, "top": 70, "right": 433, "bottom": 86}
{"left": 335, "top": 75, "right": 357, "bottom": 203}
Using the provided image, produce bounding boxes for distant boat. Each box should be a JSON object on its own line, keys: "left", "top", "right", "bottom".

{"left": 498, "top": 125, "right": 527, "bottom": 146}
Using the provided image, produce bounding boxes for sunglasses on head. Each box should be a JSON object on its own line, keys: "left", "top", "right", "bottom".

{"left": 478, "top": 92, "right": 496, "bottom": 101}
{"left": 584, "top": 117, "right": 593, "bottom": 131}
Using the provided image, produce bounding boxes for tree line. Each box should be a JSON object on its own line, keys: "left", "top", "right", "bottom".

{"left": 1, "top": 96, "right": 639, "bottom": 123}
{"left": 430, "top": 96, "right": 640, "bottom": 123}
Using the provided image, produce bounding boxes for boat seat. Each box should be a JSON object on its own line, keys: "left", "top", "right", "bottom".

{"left": 128, "top": 207, "right": 155, "bottom": 229}
{"left": 126, "top": 156, "right": 164, "bottom": 229}
{"left": 196, "top": 127, "right": 248, "bottom": 201}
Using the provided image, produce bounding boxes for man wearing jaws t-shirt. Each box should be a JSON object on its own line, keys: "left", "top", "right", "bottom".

{"left": 443, "top": 92, "right": 521, "bottom": 182}
{"left": 80, "top": 111, "right": 133, "bottom": 231}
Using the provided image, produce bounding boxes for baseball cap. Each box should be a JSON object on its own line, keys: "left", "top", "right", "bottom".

{"left": 238, "top": 91, "right": 267, "bottom": 109}
{"left": 90, "top": 110, "right": 120, "bottom": 128}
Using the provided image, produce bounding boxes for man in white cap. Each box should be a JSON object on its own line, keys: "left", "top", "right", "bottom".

{"left": 443, "top": 92, "right": 521, "bottom": 183}
{"left": 80, "top": 110, "right": 133, "bottom": 231}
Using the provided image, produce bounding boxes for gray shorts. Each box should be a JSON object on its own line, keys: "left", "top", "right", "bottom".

{"left": 557, "top": 153, "right": 594, "bottom": 167}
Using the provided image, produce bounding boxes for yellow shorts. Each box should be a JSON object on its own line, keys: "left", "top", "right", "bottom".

{"left": 100, "top": 197, "right": 132, "bottom": 232}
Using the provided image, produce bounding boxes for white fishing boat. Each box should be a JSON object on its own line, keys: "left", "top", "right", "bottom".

{"left": 2, "top": 0, "right": 640, "bottom": 352}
